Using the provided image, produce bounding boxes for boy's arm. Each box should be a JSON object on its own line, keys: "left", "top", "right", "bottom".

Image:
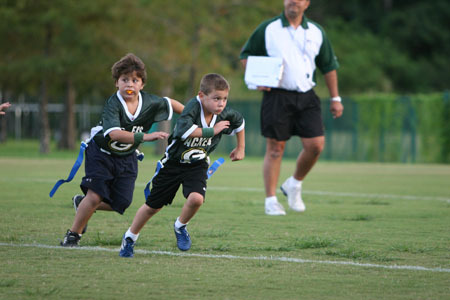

{"left": 0, "top": 102, "right": 11, "bottom": 115}
{"left": 169, "top": 98, "right": 184, "bottom": 115}
{"left": 187, "top": 120, "right": 230, "bottom": 138}
{"left": 109, "top": 129, "right": 168, "bottom": 144}
{"left": 229, "top": 129, "right": 245, "bottom": 161}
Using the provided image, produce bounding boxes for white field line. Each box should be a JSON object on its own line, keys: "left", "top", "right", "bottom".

{"left": 0, "top": 242, "right": 449, "bottom": 273}
{"left": 1, "top": 177, "right": 450, "bottom": 202}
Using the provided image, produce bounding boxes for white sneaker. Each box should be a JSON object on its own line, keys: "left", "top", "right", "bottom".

{"left": 265, "top": 197, "right": 286, "bottom": 216}
{"left": 281, "top": 177, "right": 306, "bottom": 212}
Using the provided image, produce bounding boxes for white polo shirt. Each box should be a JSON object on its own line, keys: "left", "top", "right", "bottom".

{"left": 240, "top": 13, "right": 339, "bottom": 92}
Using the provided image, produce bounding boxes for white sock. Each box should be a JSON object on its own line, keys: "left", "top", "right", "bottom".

{"left": 125, "top": 228, "right": 139, "bottom": 242}
{"left": 290, "top": 176, "right": 302, "bottom": 187}
{"left": 265, "top": 196, "right": 278, "bottom": 203}
{"left": 175, "top": 217, "right": 187, "bottom": 229}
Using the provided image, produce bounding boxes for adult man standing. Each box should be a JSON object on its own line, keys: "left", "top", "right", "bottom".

{"left": 240, "top": 0, "right": 343, "bottom": 215}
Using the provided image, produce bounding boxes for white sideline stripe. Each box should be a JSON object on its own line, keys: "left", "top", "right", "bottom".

{"left": 1, "top": 242, "right": 449, "bottom": 273}
{"left": 2, "top": 177, "right": 450, "bottom": 202}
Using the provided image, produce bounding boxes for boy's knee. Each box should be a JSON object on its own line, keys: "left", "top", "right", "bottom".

{"left": 86, "top": 190, "right": 103, "bottom": 203}
{"left": 188, "top": 193, "right": 204, "bottom": 207}
{"left": 143, "top": 203, "right": 161, "bottom": 216}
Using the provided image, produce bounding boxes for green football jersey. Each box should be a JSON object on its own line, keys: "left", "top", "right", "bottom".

{"left": 162, "top": 96, "right": 245, "bottom": 164}
{"left": 92, "top": 91, "right": 172, "bottom": 156}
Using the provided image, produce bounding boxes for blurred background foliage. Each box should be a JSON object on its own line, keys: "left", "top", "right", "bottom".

{"left": 0, "top": 0, "right": 449, "bottom": 156}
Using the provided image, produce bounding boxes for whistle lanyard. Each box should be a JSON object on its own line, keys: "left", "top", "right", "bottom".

{"left": 287, "top": 26, "right": 311, "bottom": 79}
{"left": 287, "top": 26, "right": 307, "bottom": 59}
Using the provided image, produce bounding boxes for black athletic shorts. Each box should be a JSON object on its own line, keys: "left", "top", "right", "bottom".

{"left": 146, "top": 160, "right": 208, "bottom": 209}
{"left": 261, "top": 88, "right": 324, "bottom": 140}
{"left": 81, "top": 140, "right": 138, "bottom": 214}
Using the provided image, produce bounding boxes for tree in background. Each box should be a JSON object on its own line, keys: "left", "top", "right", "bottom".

{"left": 0, "top": 0, "right": 127, "bottom": 152}
{"left": 0, "top": 0, "right": 448, "bottom": 151}
{"left": 308, "top": 0, "right": 450, "bottom": 92}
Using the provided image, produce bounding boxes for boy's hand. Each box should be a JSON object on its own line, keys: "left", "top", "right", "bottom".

{"left": 229, "top": 147, "right": 245, "bottom": 161}
{"left": 213, "top": 120, "right": 230, "bottom": 135}
{"left": 144, "top": 131, "right": 169, "bottom": 141}
{"left": 0, "top": 102, "right": 11, "bottom": 115}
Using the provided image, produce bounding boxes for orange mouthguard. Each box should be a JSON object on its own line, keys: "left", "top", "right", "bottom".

{"left": 126, "top": 90, "right": 133, "bottom": 95}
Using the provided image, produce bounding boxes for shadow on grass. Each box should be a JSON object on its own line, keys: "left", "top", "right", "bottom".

{"left": 248, "top": 236, "right": 339, "bottom": 252}
{"left": 321, "top": 248, "right": 396, "bottom": 262}
{"left": 344, "top": 214, "right": 374, "bottom": 221}
{"left": 0, "top": 279, "right": 17, "bottom": 288}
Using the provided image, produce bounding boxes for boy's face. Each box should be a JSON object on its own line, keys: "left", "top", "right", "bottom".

{"left": 115, "top": 71, "right": 145, "bottom": 101}
{"left": 199, "top": 89, "right": 228, "bottom": 115}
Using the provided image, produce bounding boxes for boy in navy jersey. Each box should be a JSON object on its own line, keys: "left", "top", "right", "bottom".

{"left": 60, "top": 53, "right": 184, "bottom": 247}
{"left": 119, "top": 73, "right": 245, "bottom": 256}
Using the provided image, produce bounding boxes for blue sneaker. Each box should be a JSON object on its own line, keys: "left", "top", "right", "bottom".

{"left": 174, "top": 223, "right": 191, "bottom": 251}
{"left": 119, "top": 235, "right": 135, "bottom": 257}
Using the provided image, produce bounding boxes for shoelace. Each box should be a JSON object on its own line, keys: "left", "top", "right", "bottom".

{"left": 177, "top": 227, "right": 190, "bottom": 239}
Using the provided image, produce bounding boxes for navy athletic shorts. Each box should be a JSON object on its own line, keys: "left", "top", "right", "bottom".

{"left": 80, "top": 140, "right": 138, "bottom": 214}
{"left": 146, "top": 160, "right": 208, "bottom": 209}
{"left": 261, "top": 88, "right": 324, "bottom": 140}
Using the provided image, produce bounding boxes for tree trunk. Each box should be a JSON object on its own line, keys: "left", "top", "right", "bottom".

{"left": 58, "top": 77, "right": 76, "bottom": 149}
{"left": 39, "top": 25, "right": 52, "bottom": 154}
{"left": 185, "top": 23, "right": 200, "bottom": 99}
{"left": 0, "top": 114, "right": 6, "bottom": 143}
{"left": 384, "top": 0, "right": 393, "bottom": 11}
{"left": 39, "top": 79, "right": 51, "bottom": 154}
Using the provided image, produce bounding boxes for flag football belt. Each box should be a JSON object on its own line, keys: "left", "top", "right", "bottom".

{"left": 49, "top": 141, "right": 145, "bottom": 198}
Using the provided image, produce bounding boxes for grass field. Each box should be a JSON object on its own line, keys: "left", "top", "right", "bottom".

{"left": 0, "top": 141, "right": 449, "bottom": 299}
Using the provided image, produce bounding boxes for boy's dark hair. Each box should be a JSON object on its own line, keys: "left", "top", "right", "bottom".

{"left": 199, "top": 73, "right": 230, "bottom": 95}
{"left": 111, "top": 53, "right": 147, "bottom": 83}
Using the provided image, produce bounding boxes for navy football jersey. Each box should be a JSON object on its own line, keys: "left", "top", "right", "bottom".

{"left": 162, "top": 96, "right": 244, "bottom": 164}
{"left": 91, "top": 91, "right": 172, "bottom": 156}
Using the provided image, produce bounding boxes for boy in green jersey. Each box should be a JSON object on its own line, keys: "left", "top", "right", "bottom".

{"left": 120, "top": 73, "right": 245, "bottom": 256}
{"left": 61, "top": 53, "right": 184, "bottom": 247}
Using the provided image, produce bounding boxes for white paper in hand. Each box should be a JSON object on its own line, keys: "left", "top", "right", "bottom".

{"left": 244, "top": 56, "right": 284, "bottom": 90}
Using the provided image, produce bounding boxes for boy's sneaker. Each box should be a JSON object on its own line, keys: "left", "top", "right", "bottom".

{"left": 265, "top": 197, "right": 286, "bottom": 215}
{"left": 119, "top": 235, "right": 135, "bottom": 258}
{"left": 60, "top": 230, "right": 81, "bottom": 247}
{"left": 174, "top": 223, "right": 191, "bottom": 251}
{"left": 280, "top": 177, "right": 306, "bottom": 212}
{"left": 72, "top": 194, "right": 88, "bottom": 234}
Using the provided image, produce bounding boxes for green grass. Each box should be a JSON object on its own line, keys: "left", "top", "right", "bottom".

{"left": 0, "top": 141, "right": 449, "bottom": 299}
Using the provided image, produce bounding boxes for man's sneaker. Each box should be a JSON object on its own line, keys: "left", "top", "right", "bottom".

{"left": 72, "top": 194, "right": 88, "bottom": 234}
{"left": 119, "top": 235, "right": 135, "bottom": 258}
{"left": 280, "top": 177, "right": 306, "bottom": 212}
{"left": 60, "top": 230, "right": 81, "bottom": 247}
{"left": 265, "top": 198, "right": 286, "bottom": 215}
{"left": 174, "top": 223, "right": 191, "bottom": 251}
